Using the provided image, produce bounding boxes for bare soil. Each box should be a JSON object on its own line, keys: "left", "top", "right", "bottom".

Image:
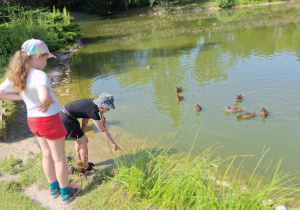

{"left": 0, "top": 101, "right": 39, "bottom": 161}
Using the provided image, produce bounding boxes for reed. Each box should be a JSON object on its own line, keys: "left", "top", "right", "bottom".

{"left": 0, "top": 141, "right": 299, "bottom": 209}
{"left": 73, "top": 139, "right": 300, "bottom": 209}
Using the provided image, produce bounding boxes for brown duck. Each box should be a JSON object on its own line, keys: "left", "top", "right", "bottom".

{"left": 237, "top": 112, "right": 257, "bottom": 119}
{"left": 234, "top": 94, "right": 244, "bottom": 102}
{"left": 260, "top": 107, "right": 269, "bottom": 118}
{"left": 194, "top": 103, "right": 202, "bottom": 112}
{"left": 175, "top": 87, "right": 183, "bottom": 93}
{"left": 177, "top": 95, "right": 184, "bottom": 101}
{"left": 224, "top": 106, "right": 244, "bottom": 113}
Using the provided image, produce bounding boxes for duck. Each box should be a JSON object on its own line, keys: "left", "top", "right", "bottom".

{"left": 224, "top": 106, "right": 244, "bottom": 113}
{"left": 234, "top": 94, "right": 244, "bottom": 102}
{"left": 175, "top": 87, "right": 183, "bottom": 93}
{"left": 194, "top": 103, "right": 202, "bottom": 112}
{"left": 260, "top": 107, "right": 269, "bottom": 118}
{"left": 147, "top": 65, "right": 151, "bottom": 69}
{"left": 176, "top": 95, "right": 184, "bottom": 101}
{"left": 237, "top": 112, "right": 257, "bottom": 119}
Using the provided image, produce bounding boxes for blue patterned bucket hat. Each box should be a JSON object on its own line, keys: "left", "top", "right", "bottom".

{"left": 93, "top": 92, "right": 115, "bottom": 110}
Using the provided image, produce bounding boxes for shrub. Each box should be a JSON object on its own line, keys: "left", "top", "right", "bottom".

{"left": 218, "top": 0, "right": 235, "bottom": 8}
{"left": 0, "top": 6, "right": 81, "bottom": 58}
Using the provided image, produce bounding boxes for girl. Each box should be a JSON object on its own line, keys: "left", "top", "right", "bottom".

{"left": 0, "top": 39, "right": 79, "bottom": 204}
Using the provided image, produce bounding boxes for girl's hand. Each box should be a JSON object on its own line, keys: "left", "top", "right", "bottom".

{"left": 37, "top": 85, "right": 54, "bottom": 113}
{"left": 37, "top": 98, "right": 54, "bottom": 112}
{"left": 113, "top": 143, "right": 121, "bottom": 151}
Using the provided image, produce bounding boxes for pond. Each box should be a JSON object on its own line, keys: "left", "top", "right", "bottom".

{"left": 59, "top": 2, "right": 300, "bottom": 182}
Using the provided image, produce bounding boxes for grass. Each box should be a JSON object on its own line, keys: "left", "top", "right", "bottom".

{"left": 0, "top": 156, "right": 23, "bottom": 174}
{"left": 0, "top": 142, "right": 299, "bottom": 209}
{"left": 77, "top": 146, "right": 299, "bottom": 209}
{"left": 0, "top": 180, "right": 40, "bottom": 209}
{"left": 0, "top": 100, "right": 19, "bottom": 138}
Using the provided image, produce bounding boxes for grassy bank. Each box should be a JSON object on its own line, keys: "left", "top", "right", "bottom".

{"left": 69, "top": 0, "right": 291, "bottom": 21}
{"left": 0, "top": 144, "right": 299, "bottom": 209}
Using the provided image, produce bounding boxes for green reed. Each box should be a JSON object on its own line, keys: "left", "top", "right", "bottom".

{"left": 89, "top": 142, "right": 300, "bottom": 209}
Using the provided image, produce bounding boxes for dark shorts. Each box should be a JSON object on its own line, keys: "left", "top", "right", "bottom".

{"left": 59, "top": 111, "right": 84, "bottom": 140}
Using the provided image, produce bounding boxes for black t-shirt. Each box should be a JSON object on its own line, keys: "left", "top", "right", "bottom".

{"left": 63, "top": 98, "right": 101, "bottom": 121}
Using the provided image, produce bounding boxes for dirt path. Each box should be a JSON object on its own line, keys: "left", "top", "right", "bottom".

{"left": 24, "top": 185, "right": 73, "bottom": 210}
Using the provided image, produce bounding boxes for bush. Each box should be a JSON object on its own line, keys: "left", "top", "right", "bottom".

{"left": 0, "top": 6, "right": 81, "bottom": 57}
{"left": 0, "top": 5, "right": 82, "bottom": 72}
{"left": 218, "top": 0, "right": 235, "bottom": 8}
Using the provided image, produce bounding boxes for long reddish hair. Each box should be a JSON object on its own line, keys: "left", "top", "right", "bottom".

{"left": 6, "top": 50, "right": 30, "bottom": 93}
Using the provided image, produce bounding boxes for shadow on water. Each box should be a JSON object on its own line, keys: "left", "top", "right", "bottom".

{"left": 71, "top": 41, "right": 220, "bottom": 80}
{"left": 90, "top": 121, "right": 122, "bottom": 131}
{"left": 70, "top": 38, "right": 227, "bottom": 127}
{"left": 82, "top": 34, "right": 131, "bottom": 44}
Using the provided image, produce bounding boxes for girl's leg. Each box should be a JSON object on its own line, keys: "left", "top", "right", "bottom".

{"left": 75, "top": 135, "right": 89, "bottom": 169}
{"left": 47, "top": 137, "right": 69, "bottom": 188}
{"left": 36, "top": 136, "right": 57, "bottom": 183}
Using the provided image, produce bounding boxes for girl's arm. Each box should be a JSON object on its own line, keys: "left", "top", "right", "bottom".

{"left": 36, "top": 85, "right": 54, "bottom": 113}
{"left": 0, "top": 89, "right": 22, "bottom": 100}
{"left": 93, "top": 121, "right": 121, "bottom": 151}
{"left": 82, "top": 118, "right": 89, "bottom": 133}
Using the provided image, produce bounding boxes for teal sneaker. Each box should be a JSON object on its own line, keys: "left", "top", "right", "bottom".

{"left": 50, "top": 188, "right": 60, "bottom": 199}
{"left": 61, "top": 185, "right": 80, "bottom": 205}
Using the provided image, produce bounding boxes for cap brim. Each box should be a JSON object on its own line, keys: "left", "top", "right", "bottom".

{"left": 108, "top": 104, "right": 115, "bottom": 110}
{"left": 48, "top": 52, "right": 57, "bottom": 58}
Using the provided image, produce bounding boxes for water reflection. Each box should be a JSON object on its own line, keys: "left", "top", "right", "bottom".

{"left": 67, "top": 2, "right": 300, "bottom": 182}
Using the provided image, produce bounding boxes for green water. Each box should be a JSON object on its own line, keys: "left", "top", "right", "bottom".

{"left": 66, "top": 3, "right": 300, "bottom": 180}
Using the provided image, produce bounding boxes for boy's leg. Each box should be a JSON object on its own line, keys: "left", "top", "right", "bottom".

{"left": 74, "top": 141, "right": 81, "bottom": 163}
{"left": 75, "top": 134, "right": 89, "bottom": 170}
{"left": 47, "top": 137, "right": 69, "bottom": 188}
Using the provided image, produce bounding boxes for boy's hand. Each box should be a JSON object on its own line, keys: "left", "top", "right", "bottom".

{"left": 113, "top": 143, "right": 121, "bottom": 151}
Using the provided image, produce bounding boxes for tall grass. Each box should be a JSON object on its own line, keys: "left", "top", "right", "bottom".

{"left": 0, "top": 141, "right": 299, "bottom": 209}
{"left": 74, "top": 143, "right": 300, "bottom": 209}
